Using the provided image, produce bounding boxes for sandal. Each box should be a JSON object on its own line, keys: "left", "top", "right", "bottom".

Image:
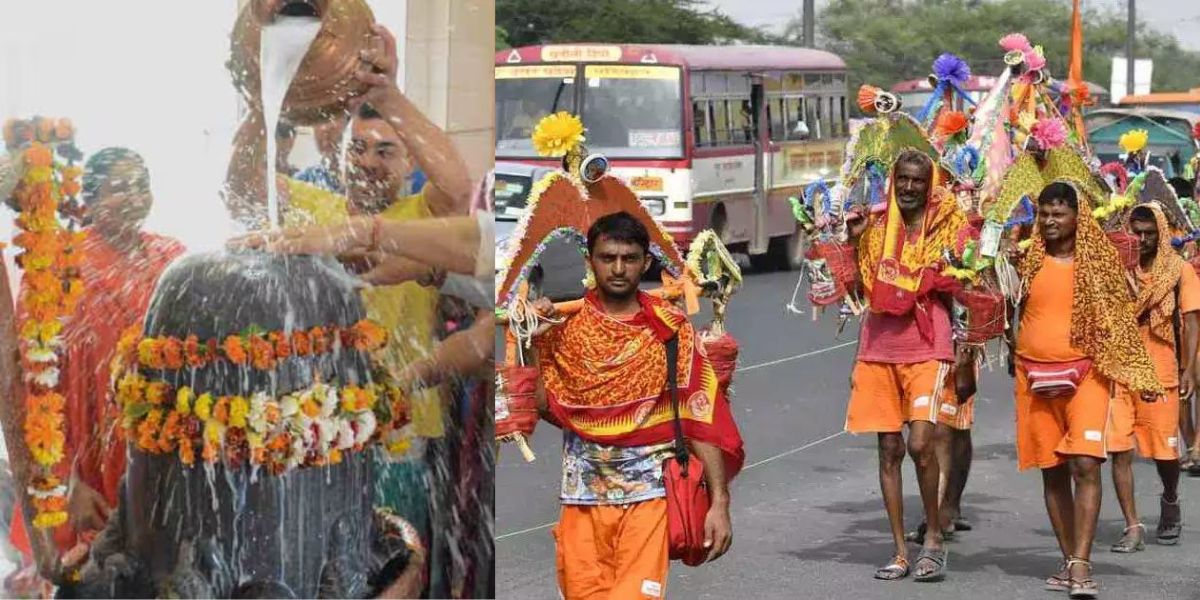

{"left": 952, "top": 517, "right": 973, "bottom": 531}
{"left": 1110, "top": 523, "right": 1145, "bottom": 553}
{"left": 1066, "top": 558, "right": 1098, "bottom": 599}
{"left": 1044, "top": 559, "right": 1070, "bottom": 592}
{"left": 873, "top": 555, "right": 910, "bottom": 581}
{"left": 913, "top": 546, "right": 948, "bottom": 582}
{"left": 1157, "top": 495, "right": 1182, "bottom": 545}
{"left": 904, "top": 521, "right": 955, "bottom": 544}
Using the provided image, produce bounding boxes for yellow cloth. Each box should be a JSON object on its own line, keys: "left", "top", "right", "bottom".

{"left": 286, "top": 178, "right": 445, "bottom": 439}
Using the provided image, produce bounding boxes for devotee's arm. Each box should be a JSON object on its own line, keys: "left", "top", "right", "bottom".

{"left": 354, "top": 26, "right": 472, "bottom": 217}
{"left": 1183, "top": 312, "right": 1199, "bottom": 397}
{"left": 687, "top": 439, "right": 732, "bottom": 563}
{"left": 399, "top": 311, "right": 494, "bottom": 390}
{"left": 0, "top": 260, "right": 60, "bottom": 579}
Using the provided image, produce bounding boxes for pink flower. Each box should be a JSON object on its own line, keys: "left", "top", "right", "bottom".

{"left": 1024, "top": 50, "right": 1046, "bottom": 71}
{"left": 999, "top": 33, "right": 1031, "bottom": 53}
{"left": 1031, "top": 118, "right": 1068, "bottom": 150}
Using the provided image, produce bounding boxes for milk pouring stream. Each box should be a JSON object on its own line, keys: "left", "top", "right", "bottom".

{"left": 260, "top": 17, "right": 321, "bottom": 228}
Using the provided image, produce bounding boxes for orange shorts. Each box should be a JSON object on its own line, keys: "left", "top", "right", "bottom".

{"left": 937, "top": 364, "right": 978, "bottom": 430}
{"left": 1015, "top": 362, "right": 1113, "bottom": 470}
{"left": 846, "top": 360, "right": 951, "bottom": 433}
{"left": 554, "top": 498, "right": 669, "bottom": 600}
{"left": 1108, "top": 387, "right": 1181, "bottom": 460}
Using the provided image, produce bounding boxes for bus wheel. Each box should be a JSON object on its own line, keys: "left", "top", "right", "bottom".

{"left": 774, "top": 225, "right": 808, "bottom": 271}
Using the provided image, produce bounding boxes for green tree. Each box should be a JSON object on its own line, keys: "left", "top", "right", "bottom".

{"left": 796, "top": 0, "right": 1200, "bottom": 112}
{"left": 496, "top": 0, "right": 769, "bottom": 47}
{"left": 496, "top": 25, "right": 510, "bottom": 51}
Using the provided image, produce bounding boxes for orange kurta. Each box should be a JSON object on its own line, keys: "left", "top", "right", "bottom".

{"left": 12, "top": 230, "right": 184, "bottom": 556}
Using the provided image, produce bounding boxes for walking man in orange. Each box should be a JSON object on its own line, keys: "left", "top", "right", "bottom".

{"left": 1013, "top": 181, "right": 1161, "bottom": 598}
{"left": 1107, "top": 203, "right": 1198, "bottom": 552}
{"left": 845, "top": 150, "right": 967, "bottom": 582}
{"left": 512, "top": 212, "right": 745, "bottom": 599}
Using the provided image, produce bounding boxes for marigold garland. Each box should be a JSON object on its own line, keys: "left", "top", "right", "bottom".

{"left": 114, "top": 375, "right": 411, "bottom": 473}
{"left": 9, "top": 127, "right": 84, "bottom": 529}
{"left": 115, "top": 320, "right": 388, "bottom": 374}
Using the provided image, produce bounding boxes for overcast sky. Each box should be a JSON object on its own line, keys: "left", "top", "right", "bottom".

{"left": 705, "top": 0, "right": 1200, "bottom": 51}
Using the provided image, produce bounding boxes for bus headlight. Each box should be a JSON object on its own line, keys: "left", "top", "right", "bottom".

{"left": 640, "top": 197, "right": 666, "bottom": 216}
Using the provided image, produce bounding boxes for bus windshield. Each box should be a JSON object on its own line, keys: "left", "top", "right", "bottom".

{"left": 496, "top": 65, "right": 578, "bottom": 157}
{"left": 580, "top": 65, "right": 683, "bottom": 159}
{"left": 495, "top": 64, "right": 684, "bottom": 159}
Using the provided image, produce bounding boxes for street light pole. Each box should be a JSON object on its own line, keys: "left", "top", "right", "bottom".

{"left": 1126, "top": 0, "right": 1136, "bottom": 101}
{"left": 803, "top": 0, "right": 815, "bottom": 47}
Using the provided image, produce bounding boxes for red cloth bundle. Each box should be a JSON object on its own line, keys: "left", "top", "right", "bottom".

{"left": 805, "top": 240, "right": 858, "bottom": 305}
{"left": 495, "top": 364, "right": 540, "bottom": 441}
{"left": 956, "top": 287, "right": 1006, "bottom": 344}
{"left": 701, "top": 330, "right": 739, "bottom": 396}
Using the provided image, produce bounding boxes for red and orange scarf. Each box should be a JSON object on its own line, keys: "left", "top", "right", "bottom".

{"left": 535, "top": 290, "right": 745, "bottom": 477}
{"left": 858, "top": 170, "right": 966, "bottom": 339}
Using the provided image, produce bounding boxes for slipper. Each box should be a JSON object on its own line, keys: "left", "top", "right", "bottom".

{"left": 1111, "top": 523, "right": 1145, "bottom": 553}
{"left": 952, "top": 517, "right": 973, "bottom": 531}
{"left": 1045, "top": 559, "right": 1070, "bottom": 592}
{"left": 913, "top": 546, "right": 948, "bottom": 582}
{"left": 904, "top": 521, "right": 955, "bottom": 544}
{"left": 873, "top": 555, "right": 910, "bottom": 581}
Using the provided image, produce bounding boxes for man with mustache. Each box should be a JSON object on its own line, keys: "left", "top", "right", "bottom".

{"left": 517, "top": 212, "right": 744, "bottom": 599}
{"left": 844, "top": 150, "right": 966, "bottom": 583}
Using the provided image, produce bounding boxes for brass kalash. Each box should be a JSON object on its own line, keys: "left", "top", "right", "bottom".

{"left": 69, "top": 2, "right": 414, "bottom": 598}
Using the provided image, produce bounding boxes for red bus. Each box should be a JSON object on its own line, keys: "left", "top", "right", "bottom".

{"left": 495, "top": 44, "right": 849, "bottom": 270}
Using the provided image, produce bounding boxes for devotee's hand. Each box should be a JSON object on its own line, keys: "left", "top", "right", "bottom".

{"left": 349, "top": 25, "right": 408, "bottom": 118}
{"left": 530, "top": 297, "right": 560, "bottom": 337}
{"left": 1182, "top": 364, "right": 1196, "bottom": 399}
{"left": 377, "top": 557, "right": 424, "bottom": 599}
{"left": 228, "top": 218, "right": 371, "bottom": 256}
{"left": 703, "top": 501, "right": 733, "bottom": 563}
{"left": 844, "top": 207, "right": 869, "bottom": 240}
{"left": 67, "top": 476, "right": 111, "bottom": 533}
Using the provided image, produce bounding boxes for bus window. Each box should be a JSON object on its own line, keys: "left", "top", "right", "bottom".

{"left": 828, "top": 97, "right": 837, "bottom": 137}
{"left": 806, "top": 98, "right": 820, "bottom": 139}
{"left": 768, "top": 97, "right": 785, "bottom": 141}
{"left": 729, "top": 98, "right": 753, "bottom": 144}
{"left": 704, "top": 72, "right": 727, "bottom": 95}
{"left": 693, "top": 101, "right": 710, "bottom": 147}
{"left": 495, "top": 65, "right": 578, "bottom": 157}
{"left": 712, "top": 100, "right": 731, "bottom": 146}
{"left": 786, "top": 97, "right": 809, "bottom": 141}
{"left": 581, "top": 64, "right": 684, "bottom": 158}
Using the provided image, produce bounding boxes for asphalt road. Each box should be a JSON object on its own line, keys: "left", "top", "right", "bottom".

{"left": 496, "top": 269, "right": 1200, "bottom": 600}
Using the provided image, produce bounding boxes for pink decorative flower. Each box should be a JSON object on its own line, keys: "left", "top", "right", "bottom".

{"left": 999, "top": 33, "right": 1031, "bottom": 53}
{"left": 1032, "top": 118, "right": 1068, "bottom": 150}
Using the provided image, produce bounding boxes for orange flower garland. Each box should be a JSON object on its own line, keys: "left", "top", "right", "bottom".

{"left": 10, "top": 128, "right": 85, "bottom": 529}
{"left": 117, "top": 320, "right": 388, "bottom": 372}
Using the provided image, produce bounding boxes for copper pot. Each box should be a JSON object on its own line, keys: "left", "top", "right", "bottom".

{"left": 229, "top": 0, "right": 376, "bottom": 126}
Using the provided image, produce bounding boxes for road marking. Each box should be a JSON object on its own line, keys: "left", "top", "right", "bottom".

{"left": 496, "top": 341, "right": 856, "bottom": 541}
{"left": 735, "top": 340, "right": 857, "bottom": 373}
{"left": 741, "top": 430, "right": 846, "bottom": 470}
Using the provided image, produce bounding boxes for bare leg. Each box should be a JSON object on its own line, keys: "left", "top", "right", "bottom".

{"left": 1157, "top": 459, "right": 1181, "bottom": 502}
{"left": 907, "top": 420, "right": 943, "bottom": 578}
{"left": 1181, "top": 396, "right": 1197, "bottom": 458}
{"left": 933, "top": 423, "right": 953, "bottom": 532}
{"left": 1068, "top": 456, "right": 1103, "bottom": 585}
{"left": 878, "top": 432, "right": 908, "bottom": 560}
{"left": 943, "top": 430, "right": 973, "bottom": 524}
{"left": 1042, "top": 464, "right": 1075, "bottom": 560}
{"left": 1110, "top": 451, "right": 1141, "bottom": 528}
